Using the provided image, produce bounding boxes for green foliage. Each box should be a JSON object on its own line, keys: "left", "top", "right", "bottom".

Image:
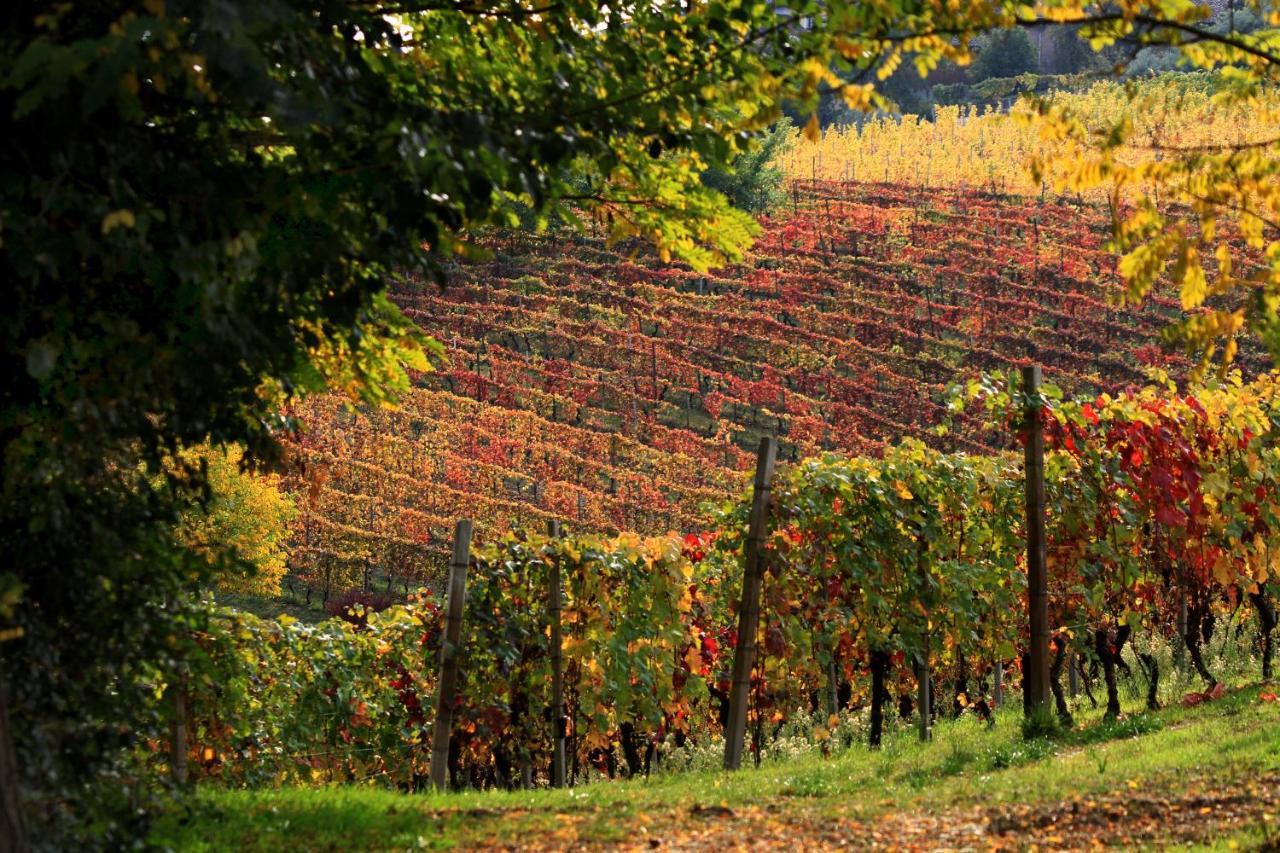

{"left": 711, "top": 438, "right": 1026, "bottom": 717}
{"left": 190, "top": 603, "right": 439, "bottom": 786}
{"left": 1047, "top": 26, "right": 1100, "bottom": 75}
{"left": 700, "top": 122, "right": 794, "bottom": 214}
{"left": 1124, "top": 47, "right": 1185, "bottom": 77}
{"left": 152, "top": 682, "right": 1275, "bottom": 850}
{"left": 875, "top": 61, "right": 935, "bottom": 116}
{"left": 187, "top": 531, "right": 704, "bottom": 787}
{"left": 931, "top": 72, "right": 1102, "bottom": 108}
{"left": 973, "top": 29, "right": 1040, "bottom": 82}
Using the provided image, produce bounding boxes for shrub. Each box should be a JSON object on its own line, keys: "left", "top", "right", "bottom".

{"left": 325, "top": 589, "right": 396, "bottom": 628}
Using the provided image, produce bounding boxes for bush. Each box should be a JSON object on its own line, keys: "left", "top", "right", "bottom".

{"left": 325, "top": 589, "right": 396, "bottom": 628}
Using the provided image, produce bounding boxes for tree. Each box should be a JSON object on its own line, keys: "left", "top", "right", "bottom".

{"left": 974, "top": 28, "right": 1041, "bottom": 81}
{"left": 701, "top": 122, "right": 794, "bottom": 214}
{"left": 1048, "top": 25, "right": 1101, "bottom": 75}
{"left": 172, "top": 445, "right": 297, "bottom": 598}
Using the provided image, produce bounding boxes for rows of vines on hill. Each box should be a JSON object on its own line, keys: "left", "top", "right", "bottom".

{"left": 277, "top": 181, "right": 1266, "bottom": 600}
{"left": 180, "top": 372, "right": 1279, "bottom": 790}
{"left": 781, "top": 78, "right": 1280, "bottom": 197}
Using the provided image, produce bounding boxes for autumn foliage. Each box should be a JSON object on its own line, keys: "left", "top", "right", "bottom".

{"left": 181, "top": 372, "right": 1280, "bottom": 787}
{"left": 280, "top": 180, "right": 1265, "bottom": 595}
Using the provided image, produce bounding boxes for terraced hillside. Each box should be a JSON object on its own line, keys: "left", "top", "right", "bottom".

{"left": 281, "top": 180, "right": 1265, "bottom": 595}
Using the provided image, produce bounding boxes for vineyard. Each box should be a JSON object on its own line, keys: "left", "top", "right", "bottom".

{"left": 279, "top": 178, "right": 1266, "bottom": 601}
{"left": 19, "top": 7, "right": 1280, "bottom": 851}
{"left": 779, "top": 76, "right": 1280, "bottom": 195}
{"left": 181, "top": 371, "right": 1280, "bottom": 792}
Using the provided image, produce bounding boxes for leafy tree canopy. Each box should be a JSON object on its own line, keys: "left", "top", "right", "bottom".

{"left": 701, "top": 121, "right": 794, "bottom": 214}
{"left": 170, "top": 444, "right": 296, "bottom": 597}
{"left": 974, "top": 28, "right": 1041, "bottom": 81}
{"left": 1048, "top": 25, "right": 1101, "bottom": 75}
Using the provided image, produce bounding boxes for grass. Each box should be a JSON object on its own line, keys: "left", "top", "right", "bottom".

{"left": 152, "top": 678, "right": 1280, "bottom": 850}
{"left": 214, "top": 591, "right": 331, "bottom": 624}
{"left": 216, "top": 566, "right": 441, "bottom": 625}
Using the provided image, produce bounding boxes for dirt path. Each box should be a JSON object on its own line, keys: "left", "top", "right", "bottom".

{"left": 501, "top": 773, "right": 1280, "bottom": 851}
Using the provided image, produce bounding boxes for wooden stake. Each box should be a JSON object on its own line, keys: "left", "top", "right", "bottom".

{"left": 0, "top": 665, "right": 26, "bottom": 853}
{"left": 430, "top": 519, "right": 472, "bottom": 791}
{"left": 916, "top": 542, "right": 931, "bottom": 741}
{"left": 825, "top": 656, "right": 839, "bottom": 718}
{"left": 724, "top": 437, "right": 777, "bottom": 771}
{"left": 993, "top": 660, "right": 1004, "bottom": 709}
{"left": 916, "top": 654, "right": 931, "bottom": 742}
{"left": 1175, "top": 598, "right": 1188, "bottom": 670}
{"left": 1023, "top": 365, "right": 1052, "bottom": 719}
{"left": 165, "top": 595, "right": 189, "bottom": 789}
{"left": 547, "top": 520, "right": 567, "bottom": 789}
{"left": 168, "top": 683, "right": 188, "bottom": 788}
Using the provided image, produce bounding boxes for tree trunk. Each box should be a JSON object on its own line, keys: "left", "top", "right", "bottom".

{"left": 168, "top": 682, "right": 188, "bottom": 787}
{"left": 1078, "top": 654, "right": 1098, "bottom": 709}
{"left": 1182, "top": 603, "right": 1216, "bottom": 688}
{"left": 1249, "top": 585, "right": 1277, "bottom": 680}
{"left": 1137, "top": 652, "right": 1160, "bottom": 711}
{"left": 915, "top": 656, "right": 931, "bottom": 742}
{"left": 1095, "top": 625, "right": 1131, "bottom": 719}
{"left": 869, "top": 650, "right": 890, "bottom": 748}
{"left": 620, "top": 722, "right": 643, "bottom": 777}
{"left": 1049, "top": 637, "right": 1073, "bottom": 727}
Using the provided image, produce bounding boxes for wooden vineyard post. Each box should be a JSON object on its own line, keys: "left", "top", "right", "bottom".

{"left": 993, "top": 660, "right": 1003, "bottom": 709}
{"left": 1174, "top": 599, "right": 1188, "bottom": 670}
{"left": 430, "top": 519, "right": 473, "bottom": 791}
{"left": 915, "top": 543, "right": 931, "bottom": 741}
{"left": 546, "top": 520, "right": 567, "bottom": 789}
{"left": 724, "top": 437, "right": 777, "bottom": 771}
{"left": 1023, "top": 365, "right": 1052, "bottom": 721}
{"left": 824, "top": 657, "right": 839, "bottom": 719}
{"left": 916, "top": 655, "right": 931, "bottom": 742}
{"left": 0, "top": 659, "right": 26, "bottom": 853}
{"left": 169, "top": 683, "right": 188, "bottom": 788}
{"left": 164, "top": 595, "right": 189, "bottom": 789}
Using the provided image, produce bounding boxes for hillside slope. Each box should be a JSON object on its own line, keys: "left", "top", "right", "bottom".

{"left": 281, "top": 181, "right": 1264, "bottom": 594}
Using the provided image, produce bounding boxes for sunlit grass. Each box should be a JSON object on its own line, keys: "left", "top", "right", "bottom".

{"left": 153, "top": 673, "right": 1279, "bottom": 850}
